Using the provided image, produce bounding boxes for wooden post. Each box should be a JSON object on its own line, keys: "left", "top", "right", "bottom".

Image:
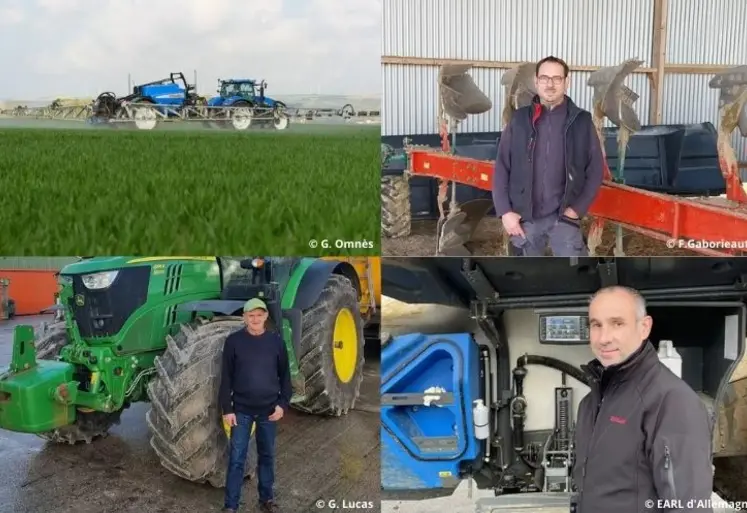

{"left": 649, "top": 0, "right": 668, "bottom": 124}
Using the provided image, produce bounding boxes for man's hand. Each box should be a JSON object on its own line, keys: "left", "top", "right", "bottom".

{"left": 268, "top": 405, "right": 284, "bottom": 422}
{"left": 223, "top": 413, "right": 237, "bottom": 427}
{"left": 501, "top": 212, "right": 525, "bottom": 237}
{"left": 563, "top": 207, "right": 579, "bottom": 219}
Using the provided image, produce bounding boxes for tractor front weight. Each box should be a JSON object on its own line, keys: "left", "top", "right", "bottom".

{"left": 0, "top": 324, "right": 158, "bottom": 434}
{"left": 0, "top": 325, "right": 76, "bottom": 433}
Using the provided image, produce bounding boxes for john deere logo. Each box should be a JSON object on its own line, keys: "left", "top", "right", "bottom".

{"left": 75, "top": 294, "right": 85, "bottom": 306}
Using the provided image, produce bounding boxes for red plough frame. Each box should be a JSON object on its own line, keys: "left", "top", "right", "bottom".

{"left": 407, "top": 147, "right": 747, "bottom": 256}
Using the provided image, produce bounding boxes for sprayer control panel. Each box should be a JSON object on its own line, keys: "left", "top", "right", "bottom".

{"left": 539, "top": 314, "right": 590, "bottom": 344}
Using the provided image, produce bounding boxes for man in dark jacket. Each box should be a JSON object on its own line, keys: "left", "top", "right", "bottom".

{"left": 492, "top": 55, "right": 605, "bottom": 256}
{"left": 220, "top": 298, "right": 293, "bottom": 513}
{"left": 571, "top": 286, "right": 714, "bottom": 513}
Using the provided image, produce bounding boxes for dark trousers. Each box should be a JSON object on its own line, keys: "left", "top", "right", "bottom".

{"left": 224, "top": 412, "right": 277, "bottom": 509}
{"left": 509, "top": 213, "right": 588, "bottom": 256}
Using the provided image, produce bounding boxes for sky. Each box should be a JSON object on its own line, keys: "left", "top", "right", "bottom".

{"left": 0, "top": 0, "right": 381, "bottom": 100}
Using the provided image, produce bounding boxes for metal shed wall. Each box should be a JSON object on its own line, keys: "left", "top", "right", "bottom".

{"left": 0, "top": 257, "right": 80, "bottom": 271}
{"left": 382, "top": 0, "right": 747, "bottom": 161}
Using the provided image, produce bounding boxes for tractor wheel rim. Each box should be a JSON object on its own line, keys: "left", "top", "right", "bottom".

{"left": 274, "top": 115, "right": 289, "bottom": 130}
{"left": 232, "top": 108, "right": 252, "bottom": 130}
{"left": 332, "top": 308, "right": 358, "bottom": 383}
{"left": 133, "top": 107, "right": 157, "bottom": 130}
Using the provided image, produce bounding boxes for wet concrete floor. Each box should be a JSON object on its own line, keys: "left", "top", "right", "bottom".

{"left": 0, "top": 316, "right": 380, "bottom": 513}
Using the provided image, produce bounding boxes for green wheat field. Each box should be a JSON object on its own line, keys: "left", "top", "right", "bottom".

{"left": 0, "top": 125, "right": 379, "bottom": 254}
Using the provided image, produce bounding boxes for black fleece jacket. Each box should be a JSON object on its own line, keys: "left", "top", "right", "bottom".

{"left": 219, "top": 328, "right": 293, "bottom": 416}
{"left": 572, "top": 341, "right": 714, "bottom": 513}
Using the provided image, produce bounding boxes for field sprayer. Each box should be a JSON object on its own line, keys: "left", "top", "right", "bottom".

{"left": 0, "top": 256, "right": 380, "bottom": 487}
{"left": 87, "top": 72, "right": 247, "bottom": 131}
{"left": 381, "top": 60, "right": 747, "bottom": 256}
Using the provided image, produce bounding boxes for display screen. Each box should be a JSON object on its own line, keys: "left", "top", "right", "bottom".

{"left": 547, "top": 316, "right": 580, "bottom": 340}
{"left": 539, "top": 314, "right": 589, "bottom": 344}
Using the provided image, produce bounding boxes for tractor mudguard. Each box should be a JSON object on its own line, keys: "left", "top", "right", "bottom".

{"left": 281, "top": 308, "right": 303, "bottom": 358}
{"left": 290, "top": 260, "right": 361, "bottom": 311}
{"left": 175, "top": 301, "right": 302, "bottom": 357}
{"left": 0, "top": 326, "right": 76, "bottom": 433}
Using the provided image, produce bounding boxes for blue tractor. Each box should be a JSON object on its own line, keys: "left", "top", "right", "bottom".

{"left": 90, "top": 72, "right": 207, "bottom": 130}
{"left": 207, "top": 78, "right": 290, "bottom": 130}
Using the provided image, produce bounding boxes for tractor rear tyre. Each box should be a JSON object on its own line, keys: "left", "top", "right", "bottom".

{"left": 294, "top": 274, "right": 365, "bottom": 416}
{"left": 381, "top": 175, "right": 411, "bottom": 238}
{"left": 35, "top": 322, "right": 124, "bottom": 444}
{"left": 146, "top": 318, "right": 256, "bottom": 487}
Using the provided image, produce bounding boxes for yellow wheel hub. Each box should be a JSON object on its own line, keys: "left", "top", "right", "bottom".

{"left": 332, "top": 307, "right": 358, "bottom": 383}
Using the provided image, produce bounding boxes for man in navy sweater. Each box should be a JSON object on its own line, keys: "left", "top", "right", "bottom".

{"left": 220, "top": 297, "right": 292, "bottom": 513}
{"left": 492, "top": 55, "right": 605, "bottom": 256}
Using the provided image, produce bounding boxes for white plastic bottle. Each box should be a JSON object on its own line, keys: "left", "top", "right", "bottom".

{"left": 657, "top": 340, "right": 682, "bottom": 378}
{"left": 473, "top": 399, "right": 489, "bottom": 440}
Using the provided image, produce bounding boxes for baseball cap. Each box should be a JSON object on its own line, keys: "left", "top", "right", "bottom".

{"left": 243, "top": 298, "right": 268, "bottom": 312}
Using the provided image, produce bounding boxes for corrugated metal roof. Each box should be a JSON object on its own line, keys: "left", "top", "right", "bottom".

{"left": 382, "top": 0, "right": 655, "bottom": 66}
{"left": 666, "top": 0, "right": 747, "bottom": 65}
{"left": 382, "top": 63, "right": 650, "bottom": 135}
{"left": 0, "top": 257, "right": 81, "bottom": 271}
{"left": 381, "top": 0, "right": 747, "bottom": 166}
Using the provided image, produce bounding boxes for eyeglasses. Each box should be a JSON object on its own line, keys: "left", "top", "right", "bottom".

{"left": 537, "top": 75, "right": 565, "bottom": 85}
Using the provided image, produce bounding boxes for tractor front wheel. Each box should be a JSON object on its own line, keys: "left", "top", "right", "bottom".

{"left": 35, "top": 322, "right": 124, "bottom": 444}
{"left": 273, "top": 107, "right": 289, "bottom": 130}
{"left": 146, "top": 318, "right": 256, "bottom": 487}
{"left": 295, "top": 274, "right": 365, "bottom": 416}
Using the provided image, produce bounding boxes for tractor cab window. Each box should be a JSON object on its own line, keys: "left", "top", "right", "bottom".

{"left": 238, "top": 82, "right": 256, "bottom": 97}
{"left": 221, "top": 83, "right": 237, "bottom": 96}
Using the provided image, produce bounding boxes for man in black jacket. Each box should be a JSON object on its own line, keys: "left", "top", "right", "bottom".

{"left": 220, "top": 298, "right": 292, "bottom": 513}
{"left": 492, "top": 55, "right": 605, "bottom": 256}
{"left": 571, "top": 286, "right": 714, "bottom": 512}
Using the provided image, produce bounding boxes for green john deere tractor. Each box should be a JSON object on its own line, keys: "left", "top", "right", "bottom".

{"left": 0, "top": 256, "right": 370, "bottom": 487}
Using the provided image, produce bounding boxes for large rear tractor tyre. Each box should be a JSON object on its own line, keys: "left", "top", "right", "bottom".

{"left": 146, "top": 318, "right": 256, "bottom": 487}
{"left": 294, "top": 274, "right": 365, "bottom": 416}
{"left": 381, "top": 175, "right": 411, "bottom": 238}
{"left": 35, "top": 322, "right": 124, "bottom": 444}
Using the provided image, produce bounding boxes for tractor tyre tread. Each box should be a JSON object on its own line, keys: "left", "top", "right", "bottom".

{"left": 146, "top": 317, "right": 256, "bottom": 488}
{"left": 381, "top": 175, "right": 411, "bottom": 238}
{"left": 294, "top": 274, "right": 365, "bottom": 416}
{"left": 33, "top": 321, "right": 68, "bottom": 360}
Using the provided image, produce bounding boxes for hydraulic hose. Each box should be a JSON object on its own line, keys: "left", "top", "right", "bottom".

{"left": 515, "top": 354, "right": 590, "bottom": 387}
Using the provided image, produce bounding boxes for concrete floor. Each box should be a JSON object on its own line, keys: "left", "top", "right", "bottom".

{"left": 0, "top": 315, "right": 380, "bottom": 513}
